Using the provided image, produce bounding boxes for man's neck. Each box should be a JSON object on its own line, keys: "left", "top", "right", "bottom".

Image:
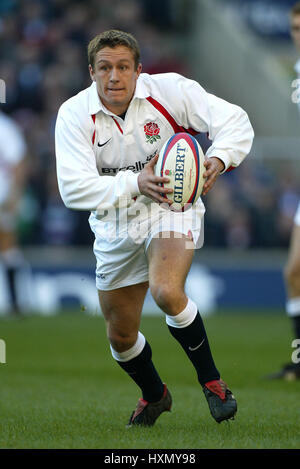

{"left": 103, "top": 102, "right": 129, "bottom": 116}
{"left": 118, "top": 111, "right": 127, "bottom": 120}
{"left": 99, "top": 90, "right": 136, "bottom": 116}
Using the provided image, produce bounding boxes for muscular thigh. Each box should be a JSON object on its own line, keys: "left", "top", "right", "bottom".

{"left": 285, "top": 225, "right": 300, "bottom": 297}
{"left": 147, "top": 232, "right": 194, "bottom": 288}
{"left": 147, "top": 232, "right": 195, "bottom": 315}
{"left": 286, "top": 225, "right": 300, "bottom": 271}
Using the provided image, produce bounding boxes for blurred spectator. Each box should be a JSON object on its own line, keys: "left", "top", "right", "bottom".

{"left": 0, "top": 110, "right": 28, "bottom": 315}
{"left": 40, "top": 172, "right": 78, "bottom": 245}
{"left": 204, "top": 158, "right": 299, "bottom": 249}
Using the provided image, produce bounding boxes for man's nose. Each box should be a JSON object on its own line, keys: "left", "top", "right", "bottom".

{"left": 109, "top": 67, "right": 120, "bottom": 81}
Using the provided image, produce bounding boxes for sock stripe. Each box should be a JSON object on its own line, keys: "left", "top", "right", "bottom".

{"left": 114, "top": 340, "right": 164, "bottom": 403}
{"left": 286, "top": 298, "right": 300, "bottom": 317}
{"left": 165, "top": 298, "right": 198, "bottom": 328}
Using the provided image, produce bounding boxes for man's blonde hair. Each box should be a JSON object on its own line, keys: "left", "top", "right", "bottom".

{"left": 88, "top": 30, "right": 140, "bottom": 69}
{"left": 291, "top": 2, "right": 300, "bottom": 17}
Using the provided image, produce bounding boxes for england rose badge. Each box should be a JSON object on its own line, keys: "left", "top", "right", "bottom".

{"left": 144, "top": 122, "right": 161, "bottom": 144}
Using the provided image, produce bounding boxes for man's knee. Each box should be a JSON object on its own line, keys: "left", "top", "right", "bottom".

{"left": 108, "top": 328, "right": 138, "bottom": 353}
{"left": 150, "top": 281, "right": 185, "bottom": 315}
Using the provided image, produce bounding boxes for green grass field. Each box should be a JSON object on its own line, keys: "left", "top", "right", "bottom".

{"left": 0, "top": 310, "right": 300, "bottom": 449}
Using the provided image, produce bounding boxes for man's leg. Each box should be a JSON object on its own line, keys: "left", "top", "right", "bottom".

{"left": 98, "top": 282, "right": 172, "bottom": 425}
{"left": 266, "top": 223, "right": 300, "bottom": 380}
{"left": 283, "top": 223, "right": 300, "bottom": 377}
{"left": 0, "top": 230, "right": 23, "bottom": 315}
{"left": 285, "top": 224, "right": 300, "bottom": 331}
{"left": 147, "top": 232, "right": 237, "bottom": 423}
{"left": 147, "top": 233, "right": 220, "bottom": 385}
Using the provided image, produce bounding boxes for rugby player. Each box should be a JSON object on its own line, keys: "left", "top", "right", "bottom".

{"left": 55, "top": 30, "right": 254, "bottom": 425}
{"left": 268, "top": 3, "right": 300, "bottom": 380}
{"left": 0, "top": 111, "right": 27, "bottom": 316}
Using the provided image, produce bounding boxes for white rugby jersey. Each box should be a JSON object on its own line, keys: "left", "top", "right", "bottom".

{"left": 0, "top": 111, "right": 26, "bottom": 205}
{"left": 55, "top": 72, "right": 254, "bottom": 214}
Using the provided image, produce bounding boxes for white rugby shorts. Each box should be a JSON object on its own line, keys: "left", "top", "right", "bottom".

{"left": 89, "top": 200, "right": 205, "bottom": 291}
{"left": 294, "top": 202, "right": 300, "bottom": 226}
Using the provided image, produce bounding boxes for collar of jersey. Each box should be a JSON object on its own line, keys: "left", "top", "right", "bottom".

{"left": 295, "top": 58, "right": 300, "bottom": 75}
{"left": 88, "top": 75, "right": 149, "bottom": 116}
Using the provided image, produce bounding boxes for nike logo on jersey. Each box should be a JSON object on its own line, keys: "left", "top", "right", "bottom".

{"left": 98, "top": 139, "right": 111, "bottom": 147}
{"left": 188, "top": 338, "right": 205, "bottom": 351}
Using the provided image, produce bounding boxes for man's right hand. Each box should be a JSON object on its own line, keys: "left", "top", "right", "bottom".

{"left": 137, "top": 154, "right": 173, "bottom": 204}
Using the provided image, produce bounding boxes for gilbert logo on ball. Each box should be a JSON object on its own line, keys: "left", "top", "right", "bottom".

{"left": 155, "top": 133, "right": 205, "bottom": 212}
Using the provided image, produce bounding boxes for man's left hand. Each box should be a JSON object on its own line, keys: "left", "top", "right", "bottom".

{"left": 202, "top": 157, "right": 225, "bottom": 196}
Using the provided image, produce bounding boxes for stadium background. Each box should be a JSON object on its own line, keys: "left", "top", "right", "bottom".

{"left": 0, "top": 0, "right": 299, "bottom": 315}
{"left": 2, "top": 0, "right": 300, "bottom": 452}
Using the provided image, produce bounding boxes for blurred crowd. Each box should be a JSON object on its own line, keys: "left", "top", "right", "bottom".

{"left": 0, "top": 0, "right": 299, "bottom": 249}
{"left": 204, "top": 157, "right": 299, "bottom": 249}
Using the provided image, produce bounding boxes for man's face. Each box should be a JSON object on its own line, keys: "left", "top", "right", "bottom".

{"left": 89, "top": 45, "right": 142, "bottom": 115}
{"left": 291, "top": 14, "right": 300, "bottom": 50}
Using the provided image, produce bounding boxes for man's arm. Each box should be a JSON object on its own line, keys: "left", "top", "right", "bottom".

{"left": 0, "top": 113, "right": 27, "bottom": 213}
{"left": 55, "top": 106, "right": 171, "bottom": 212}
{"left": 152, "top": 73, "right": 254, "bottom": 195}
{"left": 137, "top": 154, "right": 173, "bottom": 204}
{"left": 181, "top": 77, "right": 254, "bottom": 194}
{"left": 3, "top": 158, "right": 28, "bottom": 213}
{"left": 202, "top": 157, "right": 225, "bottom": 196}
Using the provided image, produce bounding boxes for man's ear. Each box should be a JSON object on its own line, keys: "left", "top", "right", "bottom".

{"left": 136, "top": 63, "right": 142, "bottom": 77}
{"left": 89, "top": 64, "right": 95, "bottom": 81}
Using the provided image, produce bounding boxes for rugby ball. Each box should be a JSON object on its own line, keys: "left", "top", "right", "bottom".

{"left": 155, "top": 133, "right": 205, "bottom": 212}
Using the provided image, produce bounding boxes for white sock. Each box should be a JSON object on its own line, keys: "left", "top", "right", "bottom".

{"left": 165, "top": 298, "right": 198, "bottom": 328}
{"left": 286, "top": 297, "right": 300, "bottom": 317}
{"left": 110, "top": 331, "right": 146, "bottom": 362}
